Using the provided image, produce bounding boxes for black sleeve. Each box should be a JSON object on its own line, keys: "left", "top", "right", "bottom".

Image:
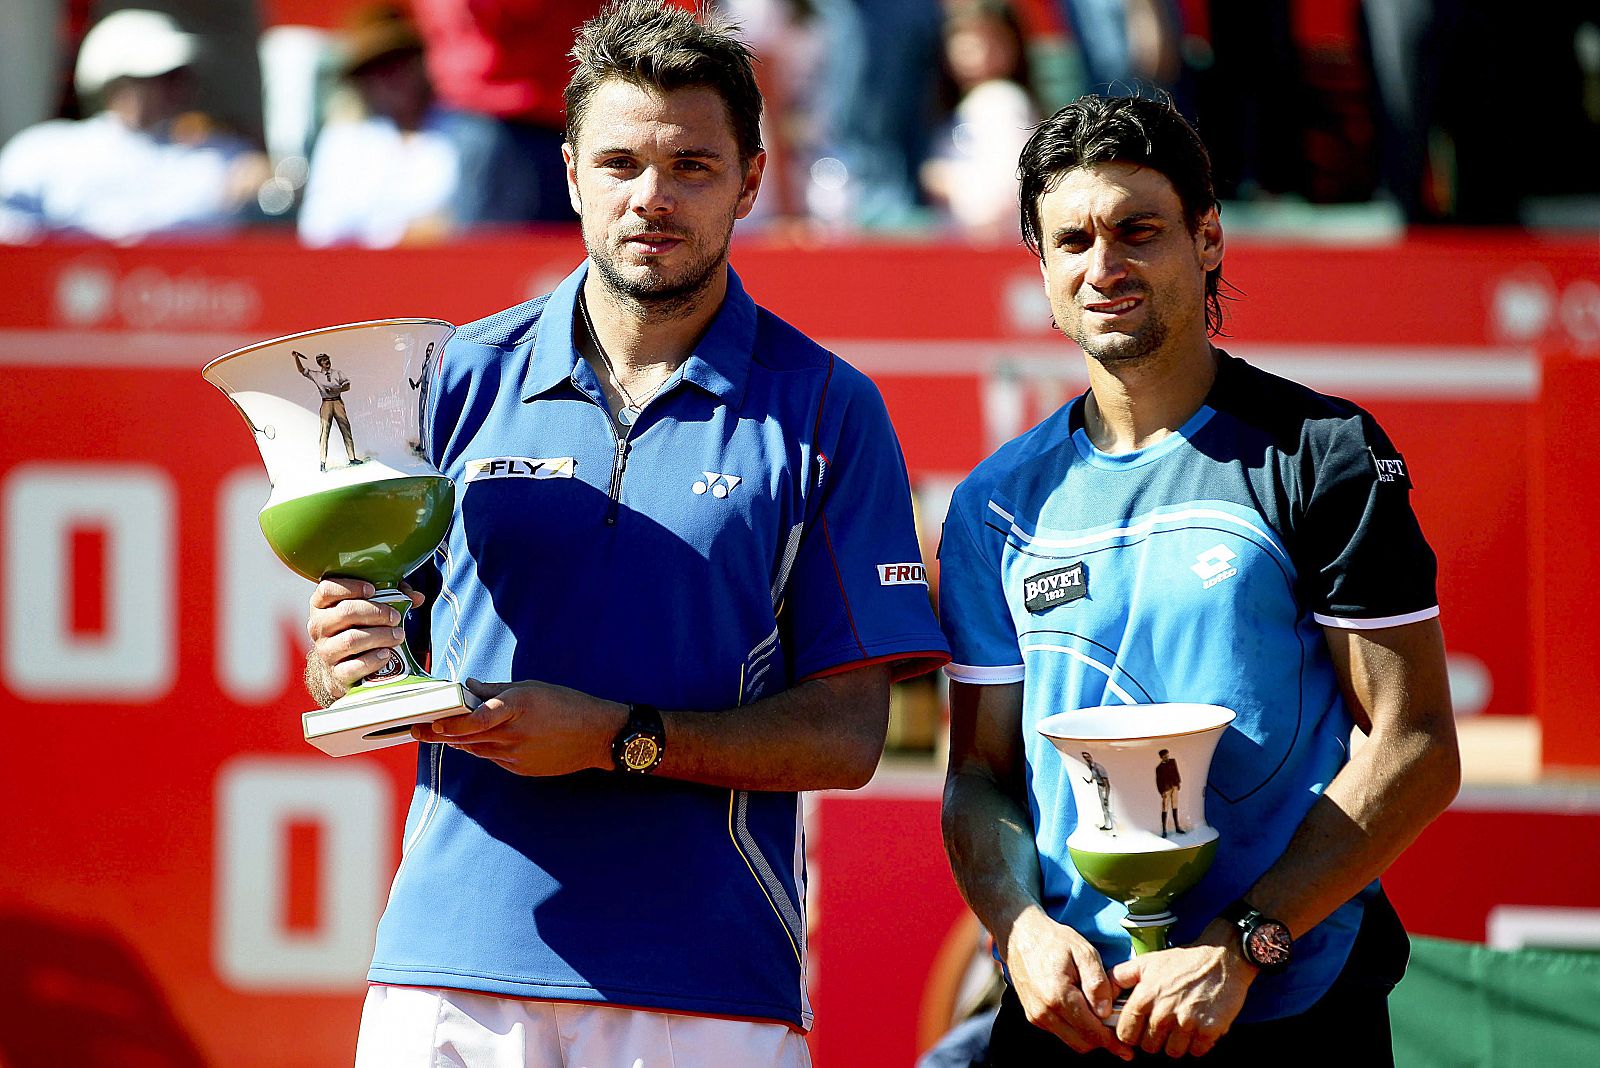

{"left": 1296, "top": 410, "right": 1438, "bottom": 623}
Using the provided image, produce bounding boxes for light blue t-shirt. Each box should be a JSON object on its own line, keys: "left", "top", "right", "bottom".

{"left": 368, "top": 263, "right": 950, "bottom": 1029}
{"left": 938, "top": 352, "right": 1438, "bottom": 1022}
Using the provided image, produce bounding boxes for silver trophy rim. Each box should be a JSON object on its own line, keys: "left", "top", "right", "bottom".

{"left": 1037, "top": 703, "right": 1237, "bottom": 743}
{"left": 200, "top": 317, "right": 456, "bottom": 380}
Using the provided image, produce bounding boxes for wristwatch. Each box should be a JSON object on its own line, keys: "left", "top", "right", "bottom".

{"left": 612, "top": 703, "right": 665, "bottom": 774}
{"left": 1221, "top": 899, "right": 1293, "bottom": 973}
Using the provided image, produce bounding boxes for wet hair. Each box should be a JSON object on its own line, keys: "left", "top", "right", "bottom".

{"left": 1018, "top": 93, "right": 1225, "bottom": 334}
{"left": 565, "top": 0, "right": 764, "bottom": 163}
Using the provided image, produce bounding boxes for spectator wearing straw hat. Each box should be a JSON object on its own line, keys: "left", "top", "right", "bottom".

{"left": 298, "top": 5, "right": 460, "bottom": 248}
{"left": 0, "top": 8, "right": 268, "bottom": 244}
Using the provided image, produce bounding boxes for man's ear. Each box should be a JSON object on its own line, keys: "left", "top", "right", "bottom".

{"left": 1197, "top": 207, "right": 1224, "bottom": 273}
{"left": 734, "top": 151, "right": 767, "bottom": 221}
{"left": 562, "top": 142, "right": 582, "bottom": 216}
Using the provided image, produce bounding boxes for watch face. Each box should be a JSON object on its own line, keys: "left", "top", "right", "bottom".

{"left": 622, "top": 734, "right": 660, "bottom": 771}
{"left": 1247, "top": 922, "right": 1293, "bottom": 969}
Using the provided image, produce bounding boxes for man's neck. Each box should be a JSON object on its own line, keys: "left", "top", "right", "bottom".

{"left": 579, "top": 268, "right": 728, "bottom": 376}
{"left": 1081, "top": 340, "right": 1218, "bottom": 455}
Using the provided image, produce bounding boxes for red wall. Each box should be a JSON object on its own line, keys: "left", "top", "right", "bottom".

{"left": 1, "top": 233, "right": 1597, "bottom": 1066}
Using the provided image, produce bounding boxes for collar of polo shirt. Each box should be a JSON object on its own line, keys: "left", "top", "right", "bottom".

{"left": 520, "top": 261, "right": 757, "bottom": 413}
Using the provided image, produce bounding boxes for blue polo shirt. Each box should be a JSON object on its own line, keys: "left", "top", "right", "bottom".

{"left": 938, "top": 352, "right": 1438, "bottom": 1022}
{"left": 368, "top": 262, "right": 949, "bottom": 1029}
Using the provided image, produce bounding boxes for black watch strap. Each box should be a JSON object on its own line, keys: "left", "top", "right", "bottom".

{"left": 1221, "top": 899, "right": 1293, "bottom": 973}
{"left": 1220, "top": 898, "right": 1259, "bottom": 927}
{"left": 612, "top": 703, "right": 665, "bottom": 774}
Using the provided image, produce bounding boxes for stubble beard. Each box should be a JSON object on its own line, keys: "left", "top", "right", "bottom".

{"left": 585, "top": 217, "right": 736, "bottom": 322}
{"left": 1070, "top": 315, "right": 1170, "bottom": 369}
{"left": 1062, "top": 284, "right": 1169, "bottom": 369}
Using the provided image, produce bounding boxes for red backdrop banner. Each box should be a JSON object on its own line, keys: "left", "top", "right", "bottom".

{"left": 2, "top": 234, "right": 1598, "bottom": 1066}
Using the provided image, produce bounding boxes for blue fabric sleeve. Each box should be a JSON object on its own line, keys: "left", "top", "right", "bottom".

{"left": 782, "top": 361, "right": 949, "bottom": 682}
{"left": 937, "top": 482, "right": 1024, "bottom": 682}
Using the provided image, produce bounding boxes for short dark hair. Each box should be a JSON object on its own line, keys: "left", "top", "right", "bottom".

{"left": 1019, "top": 93, "right": 1225, "bottom": 334}
{"left": 565, "top": 0, "right": 764, "bottom": 162}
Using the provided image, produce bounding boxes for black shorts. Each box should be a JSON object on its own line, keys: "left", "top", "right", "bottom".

{"left": 983, "top": 892, "right": 1410, "bottom": 1067}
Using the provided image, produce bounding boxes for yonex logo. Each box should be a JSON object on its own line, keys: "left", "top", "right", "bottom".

{"left": 1191, "top": 545, "right": 1238, "bottom": 588}
{"left": 464, "top": 456, "right": 575, "bottom": 482}
{"left": 693, "top": 472, "right": 742, "bottom": 499}
{"left": 878, "top": 563, "right": 927, "bottom": 586}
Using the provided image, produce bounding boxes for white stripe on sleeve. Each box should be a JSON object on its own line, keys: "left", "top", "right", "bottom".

{"left": 1313, "top": 606, "right": 1440, "bottom": 630}
{"left": 944, "top": 662, "right": 1026, "bottom": 684}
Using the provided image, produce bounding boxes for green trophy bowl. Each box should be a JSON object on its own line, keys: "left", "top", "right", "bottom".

{"left": 1038, "top": 703, "right": 1236, "bottom": 1017}
{"left": 204, "top": 319, "right": 472, "bottom": 757}
{"left": 1067, "top": 839, "right": 1219, "bottom": 956}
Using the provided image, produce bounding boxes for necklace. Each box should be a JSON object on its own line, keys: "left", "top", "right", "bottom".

{"left": 577, "top": 294, "right": 673, "bottom": 427}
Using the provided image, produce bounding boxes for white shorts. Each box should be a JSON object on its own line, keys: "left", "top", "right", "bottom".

{"left": 354, "top": 984, "right": 813, "bottom": 1068}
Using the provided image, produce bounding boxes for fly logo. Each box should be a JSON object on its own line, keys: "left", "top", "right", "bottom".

{"left": 693, "top": 472, "right": 742, "bottom": 499}
{"left": 1191, "top": 545, "right": 1238, "bottom": 589}
{"left": 878, "top": 563, "right": 928, "bottom": 587}
{"left": 464, "top": 456, "right": 575, "bottom": 482}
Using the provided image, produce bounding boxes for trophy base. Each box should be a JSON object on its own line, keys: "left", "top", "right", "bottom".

{"left": 302, "top": 678, "right": 474, "bottom": 757}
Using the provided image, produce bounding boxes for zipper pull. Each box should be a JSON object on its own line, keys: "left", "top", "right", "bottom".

{"left": 605, "top": 437, "right": 630, "bottom": 526}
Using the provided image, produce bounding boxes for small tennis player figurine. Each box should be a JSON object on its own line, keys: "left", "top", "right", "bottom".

{"left": 1082, "top": 750, "right": 1115, "bottom": 832}
{"left": 294, "top": 349, "right": 363, "bottom": 472}
{"left": 1157, "top": 748, "right": 1184, "bottom": 837}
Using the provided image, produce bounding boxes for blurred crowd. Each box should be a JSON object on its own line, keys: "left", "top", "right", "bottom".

{"left": 2, "top": 0, "right": 1597, "bottom": 248}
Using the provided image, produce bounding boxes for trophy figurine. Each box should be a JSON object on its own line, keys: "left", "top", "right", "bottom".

{"left": 203, "top": 319, "right": 470, "bottom": 757}
{"left": 1037, "top": 703, "right": 1236, "bottom": 970}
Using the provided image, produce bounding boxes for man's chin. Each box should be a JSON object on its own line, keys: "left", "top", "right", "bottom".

{"left": 596, "top": 253, "right": 724, "bottom": 309}
{"left": 615, "top": 272, "right": 708, "bottom": 303}
{"left": 1079, "top": 338, "right": 1143, "bottom": 363}
{"left": 1075, "top": 326, "right": 1165, "bottom": 365}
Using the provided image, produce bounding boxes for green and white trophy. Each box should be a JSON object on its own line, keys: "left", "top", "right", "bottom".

{"left": 1037, "top": 703, "right": 1236, "bottom": 1000}
{"left": 204, "top": 319, "right": 470, "bottom": 757}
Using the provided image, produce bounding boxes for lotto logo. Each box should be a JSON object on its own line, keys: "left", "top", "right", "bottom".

{"left": 693, "top": 472, "right": 742, "bottom": 498}
{"left": 1191, "top": 545, "right": 1238, "bottom": 588}
{"left": 878, "top": 563, "right": 928, "bottom": 586}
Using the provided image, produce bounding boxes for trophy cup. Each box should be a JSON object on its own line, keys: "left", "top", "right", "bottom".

{"left": 203, "top": 319, "right": 471, "bottom": 757}
{"left": 1037, "top": 703, "right": 1236, "bottom": 1007}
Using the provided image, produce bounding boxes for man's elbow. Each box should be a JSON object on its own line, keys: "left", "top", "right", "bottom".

{"left": 829, "top": 732, "right": 887, "bottom": 790}
{"left": 823, "top": 713, "right": 889, "bottom": 791}
{"left": 1403, "top": 712, "right": 1461, "bottom": 823}
{"left": 1427, "top": 728, "right": 1462, "bottom": 815}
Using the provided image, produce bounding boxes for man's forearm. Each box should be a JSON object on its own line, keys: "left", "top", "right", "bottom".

{"left": 1234, "top": 620, "right": 1461, "bottom": 938}
{"left": 943, "top": 768, "right": 1052, "bottom": 963}
{"left": 657, "top": 666, "right": 891, "bottom": 792}
{"left": 1231, "top": 710, "right": 1459, "bottom": 938}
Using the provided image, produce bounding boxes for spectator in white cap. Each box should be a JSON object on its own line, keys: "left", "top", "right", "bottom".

{"left": 0, "top": 8, "right": 269, "bottom": 244}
